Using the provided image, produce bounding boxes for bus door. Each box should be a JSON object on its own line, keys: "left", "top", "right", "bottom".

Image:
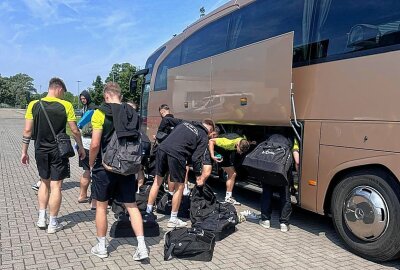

{"left": 210, "top": 32, "right": 294, "bottom": 125}
{"left": 168, "top": 58, "right": 212, "bottom": 121}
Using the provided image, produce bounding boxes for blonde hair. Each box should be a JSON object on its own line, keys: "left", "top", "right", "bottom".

{"left": 103, "top": 82, "right": 121, "bottom": 97}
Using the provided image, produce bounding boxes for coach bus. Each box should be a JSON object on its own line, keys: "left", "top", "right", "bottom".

{"left": 131, "top": 0, "right": 400, "bottom": 262}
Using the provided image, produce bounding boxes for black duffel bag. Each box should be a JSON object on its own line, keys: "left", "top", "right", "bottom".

{"left": 136, "top": 184, "right": 152, "bottom": 212}
{"left": 156, "top": 193, "right": 191, "bottom": 218}
{"left": 190, "top": 184, "right": 217, "bottom": 224}
{"left": 164, "top": 227, "right": 215, "bottom": 261}
{"left": 243, "top": 134, "right": 293, "bottom": 186}
{"left": 193, "top": 202, "right": 238, "bottom": 241}
{"left": 109, "top": 211, "right": 159, "bottom": 238}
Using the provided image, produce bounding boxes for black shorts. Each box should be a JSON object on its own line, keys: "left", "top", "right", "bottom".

{"left": 156, "top": 149, "right": 186, "bottom": 183}
{"left": 215, "top": 147, "right": 235, "bottom": 168}
{"left": 91, "top": 167, "right": 136, "bottom": 203}
{"left": 202, "top": 148, "right": 213, "bottom": 166}
{"left": 35, "top": 150, "right": 70, "bottom": 180}
{"left": 78, "top": 149, "right": 90, "bottom": 171}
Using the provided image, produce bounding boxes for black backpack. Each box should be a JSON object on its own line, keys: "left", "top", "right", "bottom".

{"left": 243, "top": 134, "right": 293, "bottom": 186}
{"left": 164, "top": 227, "right": 216, "bottom": 261}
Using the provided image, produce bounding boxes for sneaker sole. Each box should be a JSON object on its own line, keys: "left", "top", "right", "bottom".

{"left": 133, "top": 253, "right": 149, "bottom": 261}
{"left": 91, "top": 250, "right": 108, "bottom": 259}
{"left": 37, "top": 225, "right": 47, "bottom": 230}
{"left": 47, "top": 227, "right": 63, "bottom": 234}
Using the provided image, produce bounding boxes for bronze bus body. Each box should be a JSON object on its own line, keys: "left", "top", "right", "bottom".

{"left": 139, "top": 0, "right": 400, "bottom": 261}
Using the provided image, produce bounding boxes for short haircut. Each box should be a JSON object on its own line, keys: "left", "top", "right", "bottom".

{"left": 159, "top": 104, "right": 169, "bottom": 111}
{"left": 103, "top": 82, "right": 121, "bottom": 97}
{"left": 238, "top": 139, "right": 250, "bottom": 154}
{"left": 49, "top": 77, "right": 67, "bottom": 92}
{"left": 202, "top": 118, "right": 215, "bottom": 132}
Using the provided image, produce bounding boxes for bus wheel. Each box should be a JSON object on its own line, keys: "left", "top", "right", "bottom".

{"left": 331, "top": 171, "right": 400, "bottom": 262}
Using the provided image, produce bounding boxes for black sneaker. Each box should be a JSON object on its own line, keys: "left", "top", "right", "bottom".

{"left": 32, "top": 183, "right": 40, "bottom": 191}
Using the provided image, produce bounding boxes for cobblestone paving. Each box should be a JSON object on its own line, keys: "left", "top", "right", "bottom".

{"left": 1, "top": 109, "right": 399, "bottom": 270}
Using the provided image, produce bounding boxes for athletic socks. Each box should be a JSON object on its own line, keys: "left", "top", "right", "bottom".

{"left": 97, "top": 236, "right": 107, "bottom": 250}
{"left": 49, "top": 216, "right": 58, "bottom": 226}
{"left": 168, "top": 191, "right": 174, "bottom": 196}
{"left": 226, "top": 192, "right": 232, "bottom": 199}
{"left": 146, "top": 204, "right": 153, "bottom": 214}
{"left": 38, "top": 209, "right": 46, "bottom": 219}
{"left": 170, "top": 212, "right": 178, "bottom": 222}
{"left": 136, "top": 236, "right": 146, "bottom": 250}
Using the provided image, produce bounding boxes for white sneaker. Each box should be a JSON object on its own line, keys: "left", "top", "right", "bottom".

{"left": 91, "top": 243, "right": 108, "bottom": 259}
{"left": 47, "top": 223, "right": 64, "bottom": 234}
{"left": 167, "top": 218, "right": 187, "bottom": 228}
{"left": 133, "top": 246, "right": 149, "bottom": 261}
{"left": 280, "top": 223, "right": 289, "bottom": 232}
{"left": 37, "top": 217, "right": 47, "bottom": 229}
{"left": 225, "top": 197, "right": 241, "bottom": 205}
{"left": 259, "top": 220, "right": 270, "bottom": 229}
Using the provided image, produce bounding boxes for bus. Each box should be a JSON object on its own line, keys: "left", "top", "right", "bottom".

{"left": 131, "top": 0, "right": 400, "bottom": 262}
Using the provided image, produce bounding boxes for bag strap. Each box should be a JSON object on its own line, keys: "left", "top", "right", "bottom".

{"left": 164, "top": 242, "right": 175, "bottom": 261}
{"left": 39, "top": 100, "right": 57, "bottom": 141}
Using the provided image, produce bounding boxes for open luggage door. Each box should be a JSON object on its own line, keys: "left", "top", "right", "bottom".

{"left": 211, "top": 32, "right": 294, "bottom": 125}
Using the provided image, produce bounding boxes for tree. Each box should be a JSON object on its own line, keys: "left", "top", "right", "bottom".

{"left": 105, "top": 63, "right": 138, "bottom": 104}
{"left": 7, "top": 73, "right": 36, "bottom": 108}
{"left": 91, "top": 75, "right": 104, "bottom": 106}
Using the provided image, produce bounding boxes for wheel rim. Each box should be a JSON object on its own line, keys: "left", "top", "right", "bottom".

{"left": 343, "top": 185, "right": 389, "bottom": 241}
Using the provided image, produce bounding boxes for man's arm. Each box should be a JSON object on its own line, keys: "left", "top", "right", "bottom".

{"left": 68, "top": 121, "right": 86, "bottom": 160}
{"left": 89, "top": 129, "right": 102, "bottom": 169}
{"left": 21, "top": 119, "right": 33, "bottom": 164}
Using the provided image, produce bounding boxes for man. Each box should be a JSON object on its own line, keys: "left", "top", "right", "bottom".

{"left": 89, "top": 82, "right": 148, "bottom": 260}
{"left": 146, "top": 119, "right": 215, "bottom": 228}
{"left": 21, "top": 77, "right": 86, "bottom": 233}
{"left": 209, "top": 135, "right": 251, "bottom": 205}
{"left": 77, "top": 90, "right": 97, "bottom": 204}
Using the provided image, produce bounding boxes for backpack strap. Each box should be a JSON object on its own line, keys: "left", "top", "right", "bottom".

{"left": 164, "top": 242, "right": 175, "bottom": 261}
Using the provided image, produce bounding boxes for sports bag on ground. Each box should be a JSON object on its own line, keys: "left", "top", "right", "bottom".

{"left": 102, "top": 131, "right": 142, "bottom": 175}
{"left": 109, "top": 211, "right": 159, "bottom": 238}
{"left": 243, "top": 134, "right": 293, "bottom": 186}
{"left": 136, "top": 184, "right": 152, "bottom": 212}
{"left": 193, "top": 202, "right": 238, "bottom": 241}
{"left": 156, "top": 193, "right": 191, "bottom": 218}
{"left": 190, "top": 184, "right": 217, "bottom": 225}
{"left": 164, "top": 227, "right": 216, "bottom": 261}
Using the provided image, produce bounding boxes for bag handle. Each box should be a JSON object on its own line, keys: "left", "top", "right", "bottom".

{"left": 39, "top": 100, "right": 57, "bottom": 141}
{"left": 164, "top": 242, "right": 175, "bottom": 261}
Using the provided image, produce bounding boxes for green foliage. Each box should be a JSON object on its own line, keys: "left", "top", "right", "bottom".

{"left": 91, "top": 75, "right": 104, "bottom": 106}
{"left": 0, "top": 73, "right": 36, "bottom": 108}
{"left": 105, "top": 63, "right": 139, "bottom": 104}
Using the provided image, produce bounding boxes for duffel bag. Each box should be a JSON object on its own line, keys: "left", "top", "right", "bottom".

{"left": 164, "top": 227, "right": 215, "bottom": 261}
{"left": 190, "top": 184, "right": 217, "bottom": 224}
{"left": 156, "top": 193, "right": 191, "bottom": 218}
{"left": 109, "top": 212, "right": 159, "bottom": 238}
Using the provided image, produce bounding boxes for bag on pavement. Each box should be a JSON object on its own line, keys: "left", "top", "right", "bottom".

{"left": 164, "top": 227, "right": 215, "bottom": 261}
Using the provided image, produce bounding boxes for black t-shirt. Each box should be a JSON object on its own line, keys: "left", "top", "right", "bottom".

{"left": 25, "top": 97, "right": 76, "bottom": 153}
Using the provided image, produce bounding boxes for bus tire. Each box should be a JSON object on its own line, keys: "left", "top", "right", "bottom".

{"left": 331, "top": 170, "right": 400, "bottom": 262}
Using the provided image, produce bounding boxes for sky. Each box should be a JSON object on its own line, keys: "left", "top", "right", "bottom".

{"left": 0, "top": 0, "right": 230, "bottom": 95}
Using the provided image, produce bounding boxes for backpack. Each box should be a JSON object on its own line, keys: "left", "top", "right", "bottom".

{"left": 102, "top": 131, "right": 142, "bottom": 176}
{"left": 243, "top": 134, "right": 293, "bottom": 186}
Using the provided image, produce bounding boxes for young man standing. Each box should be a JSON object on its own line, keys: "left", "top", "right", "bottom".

{"left": 21, "top": 77, "right": 86, "bottom": 233}
{"left": 77, "top": 90, "right": 97, "bottom": 204}
{"left": 209, "top": 135, "right": 251, "bottom": 205}
{"left": 89, "top": 82, "right": 148, "bottom": 260}
{"left": 146, "top": 119, "right": 215, "bottom": 228}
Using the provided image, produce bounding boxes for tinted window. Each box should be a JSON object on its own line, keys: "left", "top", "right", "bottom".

{"left": 311, "top": 1, "right": 400, "bottom": 61}
{"left": 154, "top": 45, "right": 182, "bottom": 91}
{"left": 181, "top": 15, "right": 230, "bottom": 64}
{"left": 229, "top": 0, "right": 304, "bottom": 50}
{"left": 144, "top": 46, "right": 165, "bottom": 83}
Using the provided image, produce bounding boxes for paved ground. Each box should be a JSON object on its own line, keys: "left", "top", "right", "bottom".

{"left": 1, "top": 108, "right": 399, "bottom": 270}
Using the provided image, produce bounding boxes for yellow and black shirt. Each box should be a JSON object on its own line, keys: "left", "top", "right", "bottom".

{"left": 25, "top": 97, "right": 76, "bottom": 153}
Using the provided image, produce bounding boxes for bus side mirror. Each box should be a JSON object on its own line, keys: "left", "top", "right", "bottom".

{"left": 130, "top": 78, "right": 138, "bottom": 93}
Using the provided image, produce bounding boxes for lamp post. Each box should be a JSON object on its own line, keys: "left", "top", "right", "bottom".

{"left": 77, "top": 80, "right": 81, "bottom": 110}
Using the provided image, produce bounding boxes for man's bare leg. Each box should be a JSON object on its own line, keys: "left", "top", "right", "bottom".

{"left": 167, "top": 182, "right": 187, "bottom": 228}
{"left": 78, "top": 170, "right": 90, "bottom": 202}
